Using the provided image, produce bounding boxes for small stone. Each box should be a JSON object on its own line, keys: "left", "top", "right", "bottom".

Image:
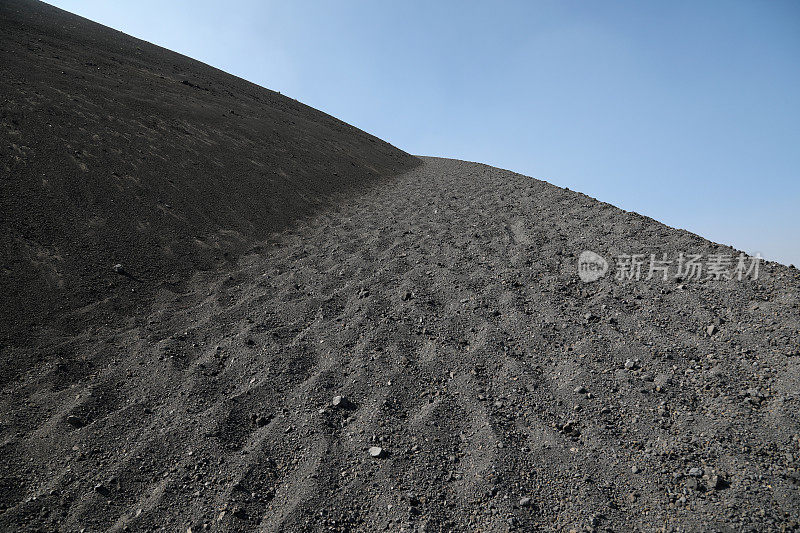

{"left": 519, "top": 496, "right": 532, "bottom": 507}
{"left": 94, "top": 483, "right": 111, "bottom": 496}
{"left": 368, "top": 446, "right": 385, "bottom": 458}
{"left": 706, "top": 324, "right": 718, "bottom": 336}
{"left": 331, "top": 395, "right": 354, "bottom": 410}
{"left": 574, "top": 385, "right": 587, "bottom": 394}
{"left": 631, "top": 465, "right": 640, "bottom": 474}
{"left": 711, "top": 474, "right": 728, "bottom": 490}
{"left": 112, "top": 263, "right": 125, "bottom": 274}
{"left": 688, "top": 467, "right": 703, "bottom": 477}
{"left": 401, "top": 291, "right": 413, "bottom": 301}
{"left": 624, "top": 359, "right": 637, "bottom": 370}
{"left": 66, "top": 415, "right": 85, "bottom": 428}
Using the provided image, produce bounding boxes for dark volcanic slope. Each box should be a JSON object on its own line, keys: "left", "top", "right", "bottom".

{"left": 0, "top": 0, "right": 418, "bottom": 341}
{"left": 3, "top": 2, "right": 800, "bottom": 533}
{"left": 2, "top": 156, "right": 799, "bottom": 531}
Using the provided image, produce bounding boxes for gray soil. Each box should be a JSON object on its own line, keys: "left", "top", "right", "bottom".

{"left": 2, "top": 1, "right": 800, "bottom": 532}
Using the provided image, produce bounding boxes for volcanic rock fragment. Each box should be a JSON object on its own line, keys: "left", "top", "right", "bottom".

{"left": 368, "top": 446, "right": 385, "bottom": 458}
{"left": 331, "top": 395, "right": 354, "bottom": 410}
{"left": 66, "top": 415, "right": 85, "bottom": 428}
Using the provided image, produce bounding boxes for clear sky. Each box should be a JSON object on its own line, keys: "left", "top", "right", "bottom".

{"left": 46, "top": 1, "right": 800, "bottom": 266}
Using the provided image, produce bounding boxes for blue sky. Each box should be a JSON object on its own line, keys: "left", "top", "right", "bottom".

{"left": 47, "top": 1, "right": 800, "bottom": 266}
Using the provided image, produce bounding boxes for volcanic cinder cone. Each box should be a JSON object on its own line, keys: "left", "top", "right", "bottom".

{"left": 1, "top": 1, "right": 799, "bottom": 531}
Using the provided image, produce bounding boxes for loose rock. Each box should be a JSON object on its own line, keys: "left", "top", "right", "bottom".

{"left": 332, "top": 395, "right": 354, "bottom": 410}
{"left": 368, "top": 446, "right": 385, "bottom": 458}
{"left": 66, "top": 415, "right": 85, "bottom": 428}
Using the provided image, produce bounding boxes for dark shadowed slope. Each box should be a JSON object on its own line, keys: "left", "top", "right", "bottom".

{"left": 0, "top": 0, "right": 419, "bottom": 341}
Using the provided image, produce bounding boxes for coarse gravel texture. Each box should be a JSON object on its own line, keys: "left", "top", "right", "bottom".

{"left": 2, "top": 156, "right": 799, "bottom": 531}
{"left": 2, "top": 1, "right": 800, "bottom": 532}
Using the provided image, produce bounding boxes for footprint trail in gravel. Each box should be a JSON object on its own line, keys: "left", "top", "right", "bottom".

{"left": 2, "top": 157, "right": 799, "bottom": 531}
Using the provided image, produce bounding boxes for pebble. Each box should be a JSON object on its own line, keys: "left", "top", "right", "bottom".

{"left": 519, "top": 496, "right": 532, "bottom": 507}
{"left": 688, "top": 467, "right": 703, "bottom": 477}
{"left": 331, "top": 395, "right": 354, "bottom": 409}
{"left": 112, "top": 263, "right": 125, "bottom": 274}
{"left": 368, "top": 446, "right": 385, "bottom": 458}
{"left": 707, "top": 324, "right": 718, "bottom": 336}
{"left": 574, "top": 386, "right": 587, "bottom": 394}
{"left": 66, "top": 415, "right": 85, "bottom": 428}
{"left": 631, "top": 465, "right": 640, "bottom": 474}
